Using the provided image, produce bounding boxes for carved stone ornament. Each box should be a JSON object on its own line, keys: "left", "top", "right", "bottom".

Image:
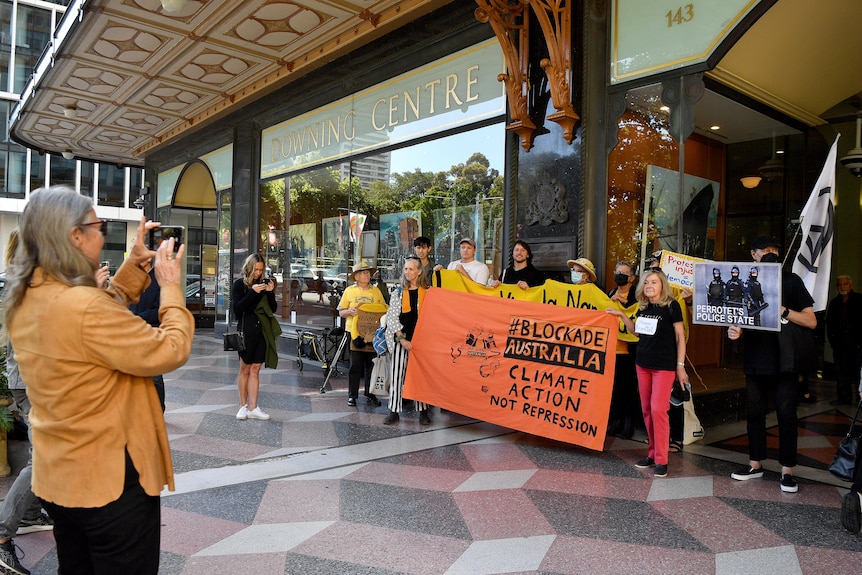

{"left": 525, "top": 174, "right": 569, "bottom": 225}
{"left": 476, "top": 0, "right": 578, "bottom": 151}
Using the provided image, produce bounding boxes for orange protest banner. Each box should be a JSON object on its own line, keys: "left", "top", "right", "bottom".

{"left": 404, "top": 288, "right": 618, "bottom": 451}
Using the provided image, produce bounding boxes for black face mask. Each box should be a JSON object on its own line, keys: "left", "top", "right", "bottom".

{"left": 759, "top": 253, "right": 779, "bottom": 263}
{"left": 614, "top": 273, "right": 629, "bottom": 286}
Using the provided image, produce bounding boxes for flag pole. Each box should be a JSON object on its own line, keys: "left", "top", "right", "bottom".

{"left": 782, "top": 219, "right": 802, "bottom": 268}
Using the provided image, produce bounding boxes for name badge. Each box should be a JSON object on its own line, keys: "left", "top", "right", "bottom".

{"left": 635, "top": 316, "right": 658, "bottom": 335}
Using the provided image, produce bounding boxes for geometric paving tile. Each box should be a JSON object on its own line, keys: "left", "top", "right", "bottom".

{"left": 340, "top": 480, "right": 472, "bottom": 539}
{"left": 453, "top": 469, "right": 537, "bottom": 492}
{"left": 647, "top": 475, "right": 714, "bottom": 501}
{"left": 443, "top": 535, "right": 556, "bottom": 574}
{"left": 193, "top": 521, "right": 333, "bottom": 555}
{"left": 527, "top": 490, "right": 710, "bottom": 551}
{"left": 715, "top": 545, "right": 802, "bottom": 575}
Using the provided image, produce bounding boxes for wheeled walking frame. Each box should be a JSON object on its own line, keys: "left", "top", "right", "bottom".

{"left": 295, "top": 326, "right": 349, "bottom": 393}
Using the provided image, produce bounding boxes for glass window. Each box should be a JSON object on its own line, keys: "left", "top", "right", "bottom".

{"left": 0, "top": 100, "right": 10, "bottom": 143}
{"left": 29, "top": 151, "right": 44, "bottom": 192}
{"left": 218, "top": 189, "right": 231, "bottom": 322}
{"left": 14, "top": 4, "right": 52, "bottom": 93}
{"left": 49, "top": 154, "right": 75, "bottom": 188}
{"left": 101, "top": 221, "right": 127, "bottom": 271}
{"left": 129, "top": 167, "right": 144, "bottom": 197}
{"left": 97, "top": 163, "right": 124, "bottom": 207}
{"left": 7, "top": 149, "right": 25, "bottom": 197}
{"left": 271, "top": 123, "right": 504, "bottom": 328}
{"left": 0, "top": 3, "right": 11, "bottom": 93}
{"left": 79, "top": 160, "right": 94, "bottom": 198}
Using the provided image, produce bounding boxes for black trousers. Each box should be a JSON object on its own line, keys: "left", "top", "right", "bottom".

{"left": 348, "top": 349, "right": 375, "bottom": 399}
{"left": 834, "top": 347, "right": 862, "bottom": 404}
{"left": 745, "top": 372, "right": 799, "bottom": 467}
{"left": 42, "top": 452, "right": 161, "bottom": 575}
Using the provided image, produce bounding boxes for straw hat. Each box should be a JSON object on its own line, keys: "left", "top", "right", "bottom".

{"left": 349, "top": 259, "right": 377, "bottom": 281}
{"left": 565, "top": 257, "right": 597, "bottom": 282}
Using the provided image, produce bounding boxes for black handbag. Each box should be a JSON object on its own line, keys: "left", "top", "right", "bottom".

{"left": 224, "top": 328, "right": 245, "bottom": 352}
{"left": 829, "top": 398, "right": 862, "bottom": 482}
{"left": 777, "top": 319, "right": 815, "bottom": 374}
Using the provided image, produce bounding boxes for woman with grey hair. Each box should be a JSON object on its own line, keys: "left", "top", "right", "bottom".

{"left": 382, "top": 256, "right": 431, "bottom": 425}
{"left": 4, "top": 186, "right": 194, "bottom": 574}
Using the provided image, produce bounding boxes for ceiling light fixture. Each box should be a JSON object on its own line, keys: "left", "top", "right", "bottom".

{"left": 740, "top": 176, "right": 762, "bottom": 189}
{"left": 61, "top": 150, "right": 74, "bottom": 160}
{"left": 840, "top": 112, "right": 862, "bottom": 177}
{"left": 160, "top": 0, "right": 188, "bottom": 13}
{"left": 63, "top": 106, "right": 77, "bottom": 119}
{"left": 710, "top": 125, "right": 720, "bottom": 131}
{"left": 759, "top": 133, "right": 785, "bottom": 181}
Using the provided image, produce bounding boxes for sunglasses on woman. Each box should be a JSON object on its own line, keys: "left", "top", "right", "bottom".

{"left": 81, "top": 219, "right": 108, "bottom": 236}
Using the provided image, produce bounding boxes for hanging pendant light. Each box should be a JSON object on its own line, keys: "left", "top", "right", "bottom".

{"left": 759, "top": 133, "right": 784, "bottom": 181}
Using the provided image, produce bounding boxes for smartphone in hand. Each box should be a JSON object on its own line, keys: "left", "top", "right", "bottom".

{"left": 147, "top": 226, "right": 184, "bottom": 253}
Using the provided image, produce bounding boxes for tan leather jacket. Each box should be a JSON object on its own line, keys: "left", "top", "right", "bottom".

{"left": 9, "top": 262, "right": 194, "bottom": 507}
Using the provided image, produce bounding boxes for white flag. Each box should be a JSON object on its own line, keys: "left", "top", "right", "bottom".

{"left": 792, "top": 135, "right": 839, "bottom": 311}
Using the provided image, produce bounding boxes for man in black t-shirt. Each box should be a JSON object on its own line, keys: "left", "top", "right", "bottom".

{"left": 727, "top": 235, "right": 816, "bottom": 494}
{"left": 488, "top": 239, "right": 545, "bottom": 289}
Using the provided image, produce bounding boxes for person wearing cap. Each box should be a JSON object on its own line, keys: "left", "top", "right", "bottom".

{"left": 440, "top": 238, "right": 490, "bottom": 286}
{"left": 727, "top": 235, "right": 816, "bottom": 493}
{"left": 567, "top": 257, "right": 596, "bottom": 285}
{"left": 488, "top": 239, "right": 545, "bottom": 289}
{"left": 338, "top": 260, "right": 389, "bottom": 407}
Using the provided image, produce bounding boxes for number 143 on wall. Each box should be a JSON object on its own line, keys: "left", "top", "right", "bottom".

{"left": 667, "top": 4, "right": 694, "bottom": 27}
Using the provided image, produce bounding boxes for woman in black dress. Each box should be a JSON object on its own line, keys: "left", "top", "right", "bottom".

{"left": 232, "top": 253, "right": 276, "bottom": 420}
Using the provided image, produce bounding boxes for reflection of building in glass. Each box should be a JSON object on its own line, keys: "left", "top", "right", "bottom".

{"left": 399, "top": 217, "right": 419, "bottom": 249}
{"left": 378, "top": 212, "right": 420, "bottom": 281}
{"left": 340, "top": 152, "right": 390, "bottom": 190}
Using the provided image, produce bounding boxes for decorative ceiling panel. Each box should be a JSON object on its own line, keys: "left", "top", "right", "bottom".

{"left": 11, "top": 0, "right": 448, "bottom": 165}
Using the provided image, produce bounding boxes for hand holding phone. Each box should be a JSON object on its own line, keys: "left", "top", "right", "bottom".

{"left": 148, "top": 225, "right": 184, "bottom": 253}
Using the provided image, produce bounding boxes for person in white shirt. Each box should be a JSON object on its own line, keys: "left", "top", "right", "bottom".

{"left": 436, "top": 238, "right": 490, "bottom": 286}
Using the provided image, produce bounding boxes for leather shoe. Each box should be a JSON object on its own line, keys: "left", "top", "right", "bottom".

{"left": 347, "top": 397, "right": 356, "bottom": 407}
{"left": 365, "top": 393, "right": 381, "bottom": 406}
{"left": 383, "top": 411, "right": 400, "bottom": 425}
{"left": 419, "top": 410, "right": 431, "bottom": 426}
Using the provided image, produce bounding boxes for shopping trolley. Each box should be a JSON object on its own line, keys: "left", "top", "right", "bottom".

{"left": 295, "top": 326, "right": 350, "bottom": 393}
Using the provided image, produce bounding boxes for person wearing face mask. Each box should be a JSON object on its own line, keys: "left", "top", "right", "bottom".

{"left": 727, "top": 235, "right": 816, "bottom": 493}
{"left": 825, "top": 275, "right": 862, "bottom": 405}
{"left": 566, "top": 257, "right": 596, "bottom": 285}
{"left": 607, "top": 261, "right": 640, "bottom": 439}
{"left": 488, "top": 240, "right": 545, "bottom": 289}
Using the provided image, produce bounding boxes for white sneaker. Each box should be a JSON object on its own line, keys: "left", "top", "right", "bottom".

{"left": 236, "top": 405, "right": 248, "bottom": 420}
{"left": 247, "top": 407, "right": 270, "bottom": 420}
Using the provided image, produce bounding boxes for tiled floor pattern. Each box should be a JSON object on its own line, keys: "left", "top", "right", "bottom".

{"left": 711, "top": 409, "right": 857, "bottom": 471}
{"left": 2, "top": 335, "right": 861, "bottom": 574}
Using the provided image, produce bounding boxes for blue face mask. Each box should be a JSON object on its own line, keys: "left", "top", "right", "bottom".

{"left": 570, "top": 271, "right": 584, "bottom": 284}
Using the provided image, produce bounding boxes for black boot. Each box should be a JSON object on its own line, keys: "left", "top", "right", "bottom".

{"left": 383, "top": 411, "right": 400, "bottom": 425}
{"left": 419, "top": 410, "right": 431, "bottom": 425}
{"left": 617, "top": 417, "right": 633, "bottom": 439}
{"left": 606, "top": 419, "right": 622, "bottom": 436}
